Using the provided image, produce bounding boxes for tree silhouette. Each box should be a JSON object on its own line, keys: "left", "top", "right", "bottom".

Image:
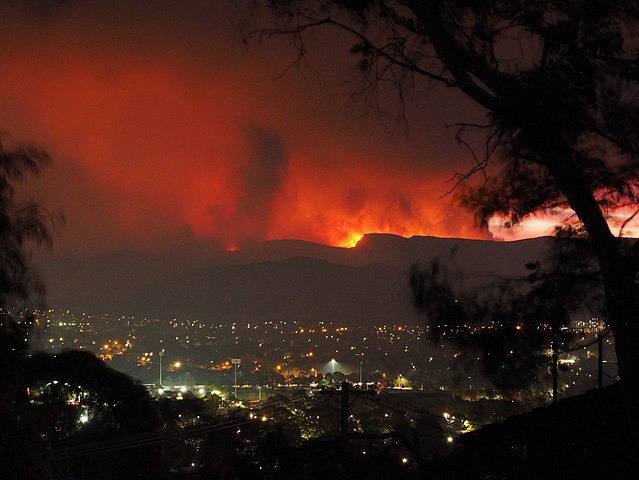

{"left": 25, "top": 350, "right": 165, "bottom": 480}
{"left": 249, "top": 2, "right": 639, "bottom": 395}
{"left": 411, "top": 235, "right": 606, "bottom": 395}
{"left": 0, "top": 138, "right": 61, "bottom": 480}
{"left": 0, "top": 139, "right": 59, "bottom": 308}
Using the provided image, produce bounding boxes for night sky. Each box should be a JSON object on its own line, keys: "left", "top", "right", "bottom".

{"left": 0, "top": 1, "right": 566, "bottom": 257}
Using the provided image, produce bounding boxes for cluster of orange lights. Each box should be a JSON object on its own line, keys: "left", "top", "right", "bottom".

{"left": 137, "top": 351, "right": 154, "bottom": 366}
{"left": 208, "top": 361, "right": 233, "bottom": 371}
{"left": 99, "top": 339, "right": 132, "bottom": 361}
{"left": 471, "top": 324, "right": 531, "bottom": 334}
{"left": 296, "top": 327, "right": 347, "bottom": 334}
{"left": 376, "top": 325, "right": 407, "bottom": 333}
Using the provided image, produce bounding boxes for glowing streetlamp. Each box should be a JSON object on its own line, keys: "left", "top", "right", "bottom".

{"left": 158, "top": 349, "right": 165, "bottom": 386}
{"left": 231, "top": 358, "right": 241, "bottom": 398}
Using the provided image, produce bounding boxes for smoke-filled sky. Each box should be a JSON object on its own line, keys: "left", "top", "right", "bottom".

{"left": 0, "top": 1, "right": 561, "bottom": 255}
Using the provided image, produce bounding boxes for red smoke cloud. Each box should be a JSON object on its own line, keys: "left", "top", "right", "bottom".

{"left": 0, "top": 2, "right": 533, "bottom": 254}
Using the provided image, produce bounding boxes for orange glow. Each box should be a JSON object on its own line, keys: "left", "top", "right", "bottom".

{"left": 3, "top": 7, "right": 637, "bottom": 256}
{"left": 0, "top": 33, "right": 494, "bottom": 253}
{"left": 345, "top": 234, "right": 364, "bottom": 249}
{"left": 209, "top": 361, "right": 232, "bottom": 371}
{"left": 98, "top": 338, "right": 131, "bottom": 361}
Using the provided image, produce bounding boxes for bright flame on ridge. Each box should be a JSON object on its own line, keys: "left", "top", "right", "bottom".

{"left": 346, "top": 234, "right": 364, "bottom": 248}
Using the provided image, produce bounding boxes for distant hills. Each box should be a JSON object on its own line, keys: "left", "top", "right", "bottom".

{"left": 37, "top": 234, "right": 554, "bottom": 325}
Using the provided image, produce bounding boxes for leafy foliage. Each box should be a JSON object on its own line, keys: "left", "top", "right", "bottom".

{"left": 0, "top": 138, "right": 60, "bottom": 309}
{"left": 411, "top": 238, "right": 603, "bottom": 392}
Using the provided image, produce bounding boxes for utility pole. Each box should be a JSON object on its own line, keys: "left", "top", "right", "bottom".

{"left": 340, "top": 382, "right": 350, "bottom": 435}
{"left": 597, "top": 331, "right": 604, "bottom": 388}
{"left": 319, "top": 382, "right": 425, "bottom": 470}
{"left": 320, "top": 381, "right": 377, "bottom": 436}
{"left": 552, "top": 348, "right": 558, "bottom": 404}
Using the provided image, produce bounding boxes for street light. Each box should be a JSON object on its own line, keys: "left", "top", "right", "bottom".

{"left": 331, "top": 359, "right": 336, "bottom": 374}
{"left": 159, "top": 349, "right": 165, "bottom": 386}
{"left": 231, "top": 358, "right": 241, "bottom": 398}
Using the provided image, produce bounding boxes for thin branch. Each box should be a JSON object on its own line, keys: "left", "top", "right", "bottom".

{"left": 441, "top": 126, "right": 505, "bottom": 197}
{"left": 247, "top": 16, "right": 458, "bottom": 86}
{"left": 586, "top": 124, "right": 639, "bottom": 154}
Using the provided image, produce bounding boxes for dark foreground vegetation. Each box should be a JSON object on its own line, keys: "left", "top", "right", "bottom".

{"left": 2, "top": 336, "right": 634, "bottom": 480}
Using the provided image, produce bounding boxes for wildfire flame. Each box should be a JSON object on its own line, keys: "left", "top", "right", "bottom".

{"left": 345, "top": 234, "right": 364, "bottom": 248}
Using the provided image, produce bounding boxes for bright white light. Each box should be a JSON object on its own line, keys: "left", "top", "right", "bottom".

{"left": 80, "top": 414, "right": 89, "bottom": 423}
{"left": 180, "top": 387, "right": 187, "bottom": 393}
{"left": 447, "top": 436, "right": 454, "bottom": 444}
{"left": 198, "top": 388, "right": 206, "bottom": 395}
{"left": 402, "top": 458, "right": 408, "bottom": 464}
{"left": 158, "top": 388, "right": 165, "bottom": 395}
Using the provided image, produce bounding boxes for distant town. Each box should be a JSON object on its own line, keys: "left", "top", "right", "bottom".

{"left": 32, "top": 309, "right": 617, "bottom": 404}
